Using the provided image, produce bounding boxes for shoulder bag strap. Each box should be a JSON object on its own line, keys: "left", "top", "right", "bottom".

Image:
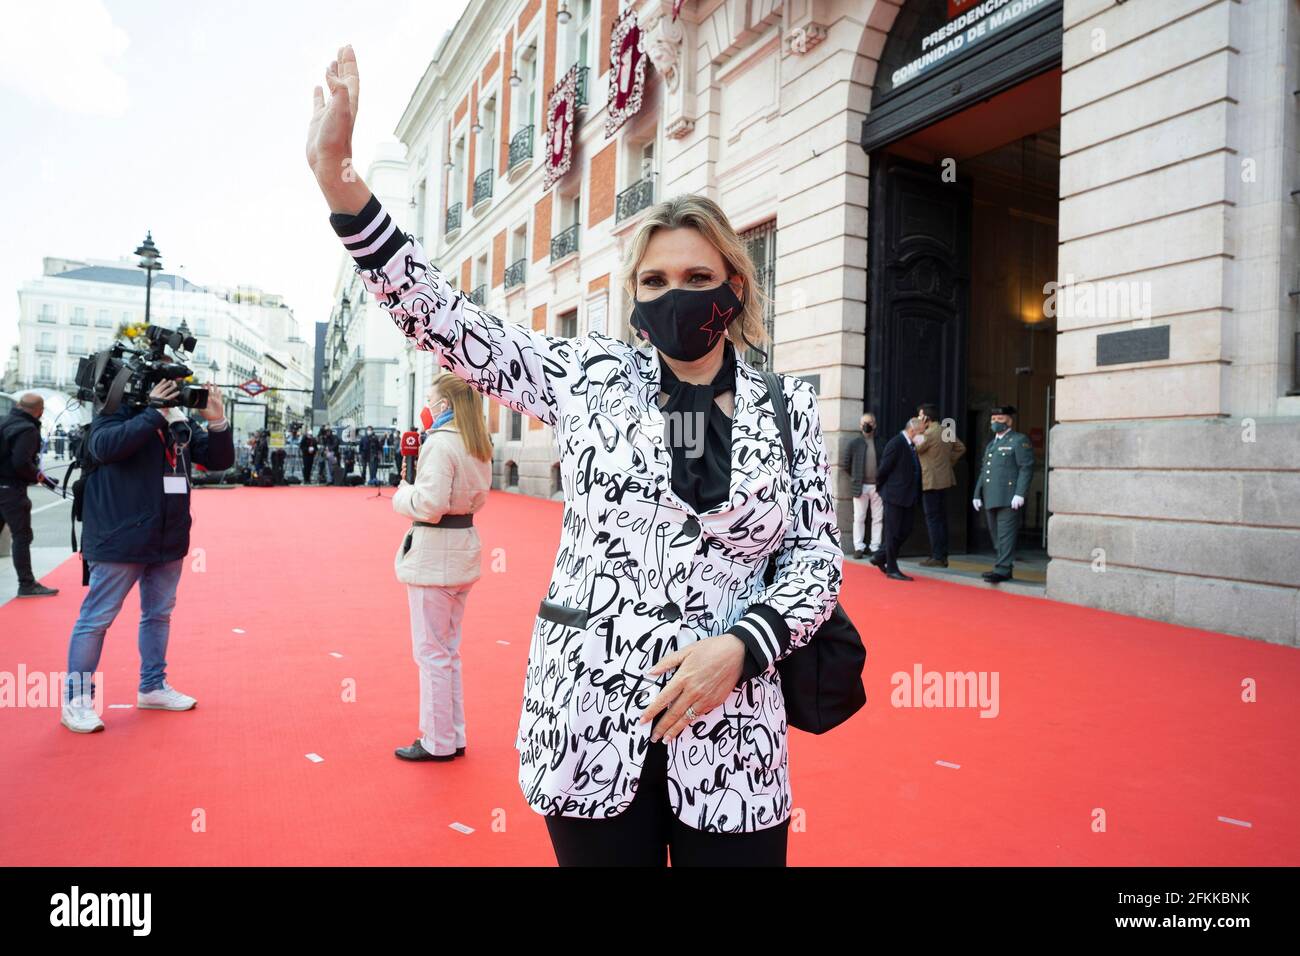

{"left": 762, "top": 369, "right": 794, "bottom": 477}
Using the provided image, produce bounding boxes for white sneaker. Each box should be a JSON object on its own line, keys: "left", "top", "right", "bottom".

{"left": 137, "top": 681, "right": 197, "bottom": 711}
{"left": 61, "top": 696, "right": 105, "bottom": 733}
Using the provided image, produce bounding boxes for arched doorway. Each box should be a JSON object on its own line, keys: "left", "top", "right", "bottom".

{"left": 859, "top": 0, "right": 1063, "bottom": 565}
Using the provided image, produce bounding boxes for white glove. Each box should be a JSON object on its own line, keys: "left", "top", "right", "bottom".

{"left": 913, "top": 435, "right": 926, "bottom": 447}
{"left": 972, "top": 498, "right": 982, "bottom": 512}
{"left": 1011, "top": 495, "right": 1024, "bottom": 510}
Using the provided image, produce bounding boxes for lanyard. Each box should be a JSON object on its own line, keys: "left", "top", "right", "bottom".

{"left": 156, "top": 428, "right": 189, "bottom": 472}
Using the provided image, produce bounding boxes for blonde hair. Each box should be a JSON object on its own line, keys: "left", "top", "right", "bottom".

{"left": 432, "top": 372, "right": 493, "bottom": 463}
{"left": 619, "top": 193, "right": 769, "bottom": 355}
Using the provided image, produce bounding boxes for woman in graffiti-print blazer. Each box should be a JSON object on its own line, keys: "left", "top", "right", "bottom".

{"left": 305, "top": 47, "right": 842, "bottom": 841}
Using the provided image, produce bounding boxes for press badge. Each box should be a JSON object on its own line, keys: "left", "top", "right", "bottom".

{"left": 164, "top": 475, "right": 188, "bottom": 494}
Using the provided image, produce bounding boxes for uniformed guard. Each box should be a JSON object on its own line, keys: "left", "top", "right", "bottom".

{"left": 971, "top": 404, "right": 1034, "bottom": 583}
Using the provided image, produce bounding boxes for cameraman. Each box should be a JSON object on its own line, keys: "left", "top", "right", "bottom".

{"left": 0, "top": 393, "right": 60, "bottom": 598}
{"left": 61, "top": 379, "right": 234, "bottom": 734}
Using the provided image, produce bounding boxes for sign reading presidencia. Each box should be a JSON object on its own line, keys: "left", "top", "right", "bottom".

{"left": 891, "top": 0, "right": 1053, "bottom": 92}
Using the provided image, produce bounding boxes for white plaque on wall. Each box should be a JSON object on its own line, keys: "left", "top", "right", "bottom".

{"left": 586, "top": 293, "right": 607, "bottom": 336}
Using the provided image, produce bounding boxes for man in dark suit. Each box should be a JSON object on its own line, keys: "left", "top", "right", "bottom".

{"left": 870, "top": 416, "right": 925, "bottom": 581}
{"left": 299, "top": 430, "right": 318, "bottom": 483}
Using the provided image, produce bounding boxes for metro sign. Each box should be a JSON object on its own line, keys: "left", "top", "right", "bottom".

{"left": 239, "top": 379, "right": 269, "bottom": 397}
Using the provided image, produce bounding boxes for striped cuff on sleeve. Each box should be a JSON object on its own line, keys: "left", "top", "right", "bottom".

{"left": 728, "top": 603, "right": 791, "bottom": 683}
{"left": 328, "top": 193, "right": 409, "bottom": 270}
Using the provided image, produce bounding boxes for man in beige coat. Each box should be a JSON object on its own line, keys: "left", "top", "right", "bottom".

{"left": 915, "top": 403, "right": 966, "bottom": 568}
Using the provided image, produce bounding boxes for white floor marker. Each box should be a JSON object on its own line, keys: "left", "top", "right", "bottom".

{"left": 449, "top": 822, "right": 474, "bottom": 834}
{"left": 232, "top": 628, "right": 246, "bottom": 634}
{"left": 305, "top": 753, "right": 324, "bottom": 763}
{"left": 108, "top": 704, "right": 133, "bottom": 710}
{"left": 1217, "top": 816, "right": 1252, "bottom": 828}
{"left": 496, "top": 640, "right": 510, "bottom": 645}
{"left": 329, "top": 652, "right": 343, "bottom": 658}
{"left": 935, "top": 760, "right": 961, "bottom": 770}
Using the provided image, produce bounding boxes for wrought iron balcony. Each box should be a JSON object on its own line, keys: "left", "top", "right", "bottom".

{"left": 37, "top": 314, "right": 56, "bottom": 324}
{"left": 505, "top": 257, "right": 526, "bottom": 289}
{"left": 473, "top": 168, "right": 494, "bottom": 206}
{"left": 616, "top": 177, "right": 655, "bottom": 224}
{"left": 550, "top": 222, "right": 579, "bottom": 262}
{"left": 470, "top": 284, "right": 487, "bottom": 307}
{"left": 69, "top": 315, "right": 88, "bottom": 326}
{"left": 509, "top": 125, "right": 534, "bottom": 170}
{"left": 35, "top": 343, "right": 57, "bottom": 353}
{"left": 574, "top": 64, "right": 590, "bottom": 109}
{"left": 445, "top": 201, "right": 462, "bottom": 234}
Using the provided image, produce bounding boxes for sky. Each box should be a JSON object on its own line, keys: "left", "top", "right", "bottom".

{"left": 0, "top": 0, "right": 471, "bottom": 361}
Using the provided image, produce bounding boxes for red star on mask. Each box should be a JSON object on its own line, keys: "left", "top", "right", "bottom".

{"left": 698, "top": 301, "right": 735, "bottom": 346}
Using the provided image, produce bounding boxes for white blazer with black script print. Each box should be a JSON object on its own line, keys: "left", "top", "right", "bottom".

{"left": 330, "top": 195, "right": 843, "bottom": 833}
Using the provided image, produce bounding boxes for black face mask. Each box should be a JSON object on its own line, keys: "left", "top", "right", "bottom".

{"left": 863, "top": 426, "right": 874, "bottom": 434}
{"left": 631, "top": 282, "right": 745, "bottom": 361}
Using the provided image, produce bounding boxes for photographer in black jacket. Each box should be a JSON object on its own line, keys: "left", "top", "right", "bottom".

{"left": 61, "top": 379, "right": 235, "bottom": 734}
{"left": 0, "top": 393, "right": 60, "bottom": 597}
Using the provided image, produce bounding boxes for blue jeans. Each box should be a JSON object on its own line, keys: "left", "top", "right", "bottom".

{"left": 65, "top": 559, "right": 184, "bottom": 702}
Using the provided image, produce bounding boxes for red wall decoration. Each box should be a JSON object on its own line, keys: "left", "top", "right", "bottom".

{"left": 543, "top": 66, "right": 579, "bottom": 191}
{"left": 605, "top": 7, "right": 649, "bottom": 138}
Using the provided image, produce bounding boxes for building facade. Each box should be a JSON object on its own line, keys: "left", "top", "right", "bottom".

{"left": 323, "top": 143, "right": 409, "bottom": 432}
{"left": 370, "top": 0, "right": 1298, "bottom": 644}
{"left": 14, "top": 258, "right": 314, "bottom": 437}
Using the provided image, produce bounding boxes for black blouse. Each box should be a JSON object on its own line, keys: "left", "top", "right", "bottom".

{"left": 657, "top": 339, "right": 736, "bottom": 513}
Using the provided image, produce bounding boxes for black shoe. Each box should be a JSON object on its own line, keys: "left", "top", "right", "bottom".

{"left": 886, "top": 570, "right": 914, "bottom": 581}
{"left": 982, "top": 571, "right": 1011, "bottom": 583}
{"left": 16, "top": 582, "right": 58, "bottom": 597}
{"left": 869, "top": 550, "right": 887, "bottom": 567}
{"left": 395, "top": 739, "right": 461, "bottom": 761}
{"left": 853, "top": 548, "right": 864, "bottom": 560}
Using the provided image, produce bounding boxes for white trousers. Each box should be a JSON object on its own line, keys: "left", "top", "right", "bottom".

{"left": 852, "top": 484, "right": 884, "bottom": 552}
{"left": 407, "top": 582, "right": 474, "bottom": 756}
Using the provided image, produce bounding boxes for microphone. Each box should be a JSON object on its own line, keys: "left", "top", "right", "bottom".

{"left": 400, "top": 429, "right": 420, "bottom": 483}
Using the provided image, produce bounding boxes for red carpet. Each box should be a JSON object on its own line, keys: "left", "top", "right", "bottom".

{"left": 0, "top": 486, "right": 1297, "bottom": 866}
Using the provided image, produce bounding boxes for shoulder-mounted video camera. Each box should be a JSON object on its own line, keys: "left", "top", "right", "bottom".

{"left": 73, "top": 324, "right": 209, "bottom": 415}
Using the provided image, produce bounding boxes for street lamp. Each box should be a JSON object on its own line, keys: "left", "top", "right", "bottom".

{"left": 134, "top": 231, "right": 162, "bottom": 326}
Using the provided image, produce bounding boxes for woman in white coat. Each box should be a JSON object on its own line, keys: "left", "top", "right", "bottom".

{"left": 307, "top": 47, "right": 842, "bottom": 866}
{"left": 391, "top": 373, "right": 493, "bottom": 762}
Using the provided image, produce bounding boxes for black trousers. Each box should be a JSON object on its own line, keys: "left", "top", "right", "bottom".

{"left": 882, "top": 500, "right": 915, "bottom": 572}
{"left": 0, "top": 484, "right": 35, "bottom": 586}
{"left": 543, "top": 738, "right": 789, "bottom": 866}
{"left": 301, "top": 452, "right": 315, "bottom": 482}
{"left": 921, "top": 488, "right": 948, "bottom": 560}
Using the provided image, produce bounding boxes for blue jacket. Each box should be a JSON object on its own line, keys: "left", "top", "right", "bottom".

{"left": 81, "top": 405, "right": 235, "bottom": 564}
{"left": 873, "top": 430, "right": 922, "bottom": 507}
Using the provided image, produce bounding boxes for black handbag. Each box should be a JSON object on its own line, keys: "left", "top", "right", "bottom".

{"left": 761, "top": 370, "right": 866, "bottom": 735}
